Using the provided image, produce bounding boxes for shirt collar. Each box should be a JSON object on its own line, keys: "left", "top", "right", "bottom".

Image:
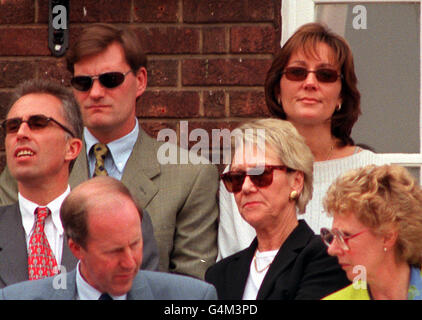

{"left": 18, "top": 186, "right": 70, "bottom": 237}
{"left": 75, "top": 262, "right": 127, "bottom": 300}
{"left": 84, "top": 119, "right": 139, "bottom": 173}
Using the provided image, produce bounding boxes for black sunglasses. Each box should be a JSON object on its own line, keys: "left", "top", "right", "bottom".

{"left": 220, "top": 165, "right": 295, "bottom": 193}
{"left": 71, "top": 70, "right": 132, "bottom": 91}
{"left": 282, "top": 67, "right": 342, "bottom": 83}
{"left": 1, "top": 114, "right": 75, "bottom": 137}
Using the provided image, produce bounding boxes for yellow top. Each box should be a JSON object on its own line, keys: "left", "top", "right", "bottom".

{"left": 322, "top": 282, "right": 370, "bottom": 300}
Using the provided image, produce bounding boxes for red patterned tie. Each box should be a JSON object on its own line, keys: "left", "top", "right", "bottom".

{"left": 28, "top": 207, "right": 58, "bottom": 280}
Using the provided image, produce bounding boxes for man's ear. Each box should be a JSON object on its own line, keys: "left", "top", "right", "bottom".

{"left": 135, "top": 67, "right": 147, "bottom": 99}
{"left": 65, "top": 138, "right": 83, "bottom": 162}
{"left": 68, "top": 238, "right": 83, "bottom": 261}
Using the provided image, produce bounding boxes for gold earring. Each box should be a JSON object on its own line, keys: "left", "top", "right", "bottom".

{"left": 289, "top": 190, "right": 298, "bottom": 201}
{"left": 277, "top": 97, "right": 281, "bottom": 105}
{"left": 336, "top": 103, "right": 342, "bottom": 111}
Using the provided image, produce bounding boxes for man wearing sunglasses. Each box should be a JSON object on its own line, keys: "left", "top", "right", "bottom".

{"left": 0, "top": 79, "right": 82, "bottom": 288}
{"left": 0, "top": 23, "right": 218, "bottom": 280}
{"left": 0, "top": 79, "right": 160, "bottom": 288}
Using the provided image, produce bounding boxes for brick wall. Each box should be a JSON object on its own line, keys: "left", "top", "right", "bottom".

{"left": 0, "top": 0, "right": 281, "bottom": 172}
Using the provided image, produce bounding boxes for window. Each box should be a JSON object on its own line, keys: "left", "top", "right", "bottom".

{"left": 282, "top": 0, "right": 422, "bottom": 182}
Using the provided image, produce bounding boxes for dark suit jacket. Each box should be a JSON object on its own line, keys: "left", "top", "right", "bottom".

{"left": 0, "top": 203, "right": 159, "bottom": 288}
{"left": 0, "top": 127, "right": 218, "bottom": 279}
{"left": 0, "top": 269, "right": 218, "bottom": 300}
{"left": 205, "top": 220, "right": 350, "bottom": 300}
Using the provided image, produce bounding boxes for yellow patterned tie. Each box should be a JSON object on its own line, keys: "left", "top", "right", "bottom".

{"left": 93, "top": 143, "right": 109, "bottom": 177}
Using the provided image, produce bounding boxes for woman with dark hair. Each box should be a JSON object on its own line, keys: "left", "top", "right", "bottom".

{"left": 218, "top": 23, "right": 386, "bottom": 259}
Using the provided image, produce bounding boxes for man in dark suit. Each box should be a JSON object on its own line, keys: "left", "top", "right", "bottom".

{"left": 0, "top": 23, "right": 219, "bottom": 279}
{"left": 0, "top": 177, "right": 217, "bottom": 300}
{"left": 0, "top": 79, "right": 159, "bottom": 289}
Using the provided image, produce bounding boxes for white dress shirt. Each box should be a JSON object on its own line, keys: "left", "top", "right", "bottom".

{"left": 75, "top": 262, "right": 126, "bottom": 300}
{"left": 19, "top": 186, "right": 70, "bottom": 267}
{"left": 84, "top": 119, "right": 139, "bottom": 180}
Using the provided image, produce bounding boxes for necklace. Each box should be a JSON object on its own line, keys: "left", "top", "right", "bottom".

{"left": 253, "top": 253, "right": 272, "bottom": 273}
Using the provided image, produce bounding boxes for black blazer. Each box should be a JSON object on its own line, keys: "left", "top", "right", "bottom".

{"left": 205, "top": 220, "right": 350, "bottom": 300}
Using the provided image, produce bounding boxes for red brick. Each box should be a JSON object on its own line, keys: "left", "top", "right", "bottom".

{"left": 229, "top": 90, "right": 271, "bottom": 117}
{"left": 183, "top": 0, "right": 274, "bottom": 23}
{"left": 136, "top": 27, "right": 200, "bottom": 54}
{"left": 0, "top": 61, "right": 37, "bottom": 88}
{"left": 140, "top": 120, "right": 178, "bottom": 139}
{"left": 203, "top": 27, "right": 226, "bottom": 53}
{"left": 231, "top": 26, "right": 277, "bottom": 53}
{"left": 182, "top": 58, "right": 272, "bottom": 86}
{"left": 204, "top": 90, "right": 226, "bottom": 118}
{"left": 147, "top": 60, "right": 178, "bottom": 87}
{"left": 0, "top": 91, "right": 13, "bottom": 118}
{"left": 137, "top": 91, "right": 200, "bottom": 118}
{"left": 38, "top": 0, "right": 131, "bottom": 23}
{"left": 0, "top": 28, "right": 50, "bottom": 56}
{"left": 134, "top": 0, "right": 179, "bottom": 22}
{"left": 0, "top": 0, "right": 34, "bottom": 24}
{"left": 37, "top": 58, "right": 72, "bottom": 86}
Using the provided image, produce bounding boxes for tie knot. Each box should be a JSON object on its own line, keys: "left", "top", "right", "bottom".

{"left": 35, "top": 207, "right": 50, "bottom": 222}
{"left": 93, "top": 143, "right": 109, "bottom": 158}
{"left": 99, "top": 293, "right": 113, "bottom": 300}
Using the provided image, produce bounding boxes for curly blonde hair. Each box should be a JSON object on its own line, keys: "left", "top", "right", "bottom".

{"left": 324, "top": 164, "right": 422, "bottom": 265}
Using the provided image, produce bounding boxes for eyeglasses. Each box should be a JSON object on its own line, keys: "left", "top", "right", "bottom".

{"left": 1, "top": 114, "right": 75, "bottom": 137}
{"left": 70, "top": 70, "right": 132, "bottom": 91}
{"left": 282, "top": 67, "right": 342, "bottom": 83}
{"left": 220, "top": 165, "right": 295, "bottom": 193}
{"left": 320, "top": 227, "right": 368, "bottom": 251}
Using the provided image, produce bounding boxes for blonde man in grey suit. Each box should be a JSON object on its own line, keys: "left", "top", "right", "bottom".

{"left": 0, "top": 24, "right": 219, "bottom": 279}
{"left": 0, "top": 177, "right": 217, "bottom": 300}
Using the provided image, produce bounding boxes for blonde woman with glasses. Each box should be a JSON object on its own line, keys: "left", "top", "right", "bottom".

{"left": 322, "top": 164, "right": 422, "bottom": 300}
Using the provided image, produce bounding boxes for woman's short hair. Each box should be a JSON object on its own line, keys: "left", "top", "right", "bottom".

{"left": 66, "top": 23, "right": 147, "bottom": 74}
{"left": 232, "top": 118, "right": 314, "bottom": 214}
{"left": 265, "top": 22, "right": 361, "bottom": 147}
{"left": 324, "top": 164, "right": 422, "bottom": 265}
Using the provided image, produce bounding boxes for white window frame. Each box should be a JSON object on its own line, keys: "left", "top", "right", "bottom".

{"left": 281, "top": 0, "right": 422, "bottom": 180}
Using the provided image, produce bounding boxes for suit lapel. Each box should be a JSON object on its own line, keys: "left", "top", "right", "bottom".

{"left": 230, "top": 240, "right": 258, "bottom": 299}
{"left": 121, "top": 128, "right": 160, "bottom": 208}
{"left": 0, "top": 204, "right": 28, "bottom": 286}
{"left": 48, "top": 269, "right": 78, "bottom": 300}
{"left": 127, "top": 272, "right": 154, "bottom": 300}
{"left": 69, "top": 128, "right": 161, "bottom": 209}
{"left": 256, "top": 221, "right": 313, "bottom": 299}
{"left": 69, "top": 142, "right": 89, "bottom": 189}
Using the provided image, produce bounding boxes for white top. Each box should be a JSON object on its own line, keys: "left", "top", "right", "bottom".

{"left": 19, "top": 186, "right": 71, "bottom": 266}
{"left": 217, "top": 150, "right": 388, "bottom": 260}
{"left": 242, "top": 249, "right": 278, "bottom": 300}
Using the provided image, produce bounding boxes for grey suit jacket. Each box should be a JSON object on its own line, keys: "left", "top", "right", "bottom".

{"left": 0, "top": 203, "right": 159, "bottom": 288}
{"left": 0, "top": 128, "right": 219, "bottom": 279}
{"left": 0, "top": 269, "right": 217, "bottom": 300}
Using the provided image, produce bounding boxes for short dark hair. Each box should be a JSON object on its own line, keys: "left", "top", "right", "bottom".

{"left": 60, "top": 176, "right": 143, "bottom": 249}
{"left": 6, "top": 79, "right": 83, "bottom": 171}
{"left": 265, "top": 22, "right": 361, "bottom": 147}
{"left": 66, "top": 23, "right": 147, "bottom": 74}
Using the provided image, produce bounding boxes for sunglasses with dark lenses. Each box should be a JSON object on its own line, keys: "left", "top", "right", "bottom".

{"left": 70, "top": 70, "right": 132, "bottom": 91}
{"left": 320, "top": 227, "right": 368, "bottom": 251}
{"left": 220, "top": 165, "right": 295, "bottom": 193}
{"left": 1, "top": 114, "right": 75, "bottom": 137}
{"left": 282, "top": 67, "right": 342, "bottom": 83}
